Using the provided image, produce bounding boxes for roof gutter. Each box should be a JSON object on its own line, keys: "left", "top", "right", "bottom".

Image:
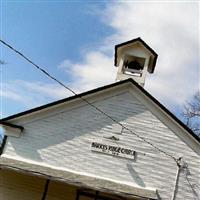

{"left": 0, "top": 122, "right": 24, "bottom": 137}
{"left": 0, "top": 121, "right": 24, "bottom": 131}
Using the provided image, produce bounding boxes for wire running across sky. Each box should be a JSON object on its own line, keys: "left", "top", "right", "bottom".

{"left": 0, "top": 39, "right": 179, "bottom": 164}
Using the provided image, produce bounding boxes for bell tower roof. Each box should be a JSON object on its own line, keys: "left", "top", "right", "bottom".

{"left": 114, "top": 37, "right": 158, "bottom": 73}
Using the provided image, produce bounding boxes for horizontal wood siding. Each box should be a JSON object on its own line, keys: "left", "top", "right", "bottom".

{"left": 0, "top": 169, "right": 137, "bottom": 200}
{"left": 2, "top": 90, "right": 200, "bottom": 199}
{"left": 0, "top": 169, "right": 45, "bottom": 200}
{"left": 46, "top": 180, "right": 76, "bottom": 200}
{"left": 0, "top": 170, "right": 77, "bottom": 200}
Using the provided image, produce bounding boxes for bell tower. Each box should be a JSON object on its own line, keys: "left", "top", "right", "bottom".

{"left": 114, "top": 38, "right": 158, "bottom": 87}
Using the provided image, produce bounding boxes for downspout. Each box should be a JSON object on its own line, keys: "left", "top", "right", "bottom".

{"left": 171, "top": 157, "right": 182, "bottom": 200}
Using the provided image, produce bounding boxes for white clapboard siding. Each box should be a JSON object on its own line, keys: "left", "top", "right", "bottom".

{"left": 0, "top": 169, "right": 78, "bottom": 200}
{"left": 0, "top": 169, "right": 45, "bottom": 200}
{"left": 2, "top": 88, "right": 200, "bottom": 200}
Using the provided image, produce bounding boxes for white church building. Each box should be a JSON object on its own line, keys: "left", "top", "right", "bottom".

{"left": 0, "top": 38, "right": 199, "bottom": 200}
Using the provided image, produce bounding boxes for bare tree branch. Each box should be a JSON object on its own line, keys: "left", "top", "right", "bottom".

{"left": 182, "top": 91, "right": 200, "bottom": 136}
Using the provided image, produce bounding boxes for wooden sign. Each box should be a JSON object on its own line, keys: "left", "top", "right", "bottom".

{"left": 91, "top": 142, "right": 136, "bottom": 160}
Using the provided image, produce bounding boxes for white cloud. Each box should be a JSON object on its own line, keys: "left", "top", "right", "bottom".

{"left": 3, "top": 2, "right": 199, "bottom": 114}
{"left": 1, "top": 90, "right": 24, "bottom": 102}
{"left": 59, "top": 2, "right": 199, "bottom": 109}
{"left": 59, "top": 52, "right": 117, "bottom": 92}
{"left": 2, "top": 81, "right": 71, "bottom": 108}
{"left": 58, "top": 59, "right": 73, "bottom": 73}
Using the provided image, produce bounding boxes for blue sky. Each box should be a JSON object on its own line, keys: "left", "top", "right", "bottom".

{"left": 0, "top": 1, "right": 114, "bottom": 116}
{"left": 0, "top": 1, "right": 199, "bottom": 123}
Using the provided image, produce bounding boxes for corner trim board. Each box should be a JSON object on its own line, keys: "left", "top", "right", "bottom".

{"left": 0, "top": 136, "right": 7, "bottom": 155}
{"left": 41, "top": 179, "right": 50, "bottom": 200}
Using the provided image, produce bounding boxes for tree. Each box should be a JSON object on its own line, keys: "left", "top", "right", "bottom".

{"left": 182, "top": 91, "right": 200, "bottom": 136}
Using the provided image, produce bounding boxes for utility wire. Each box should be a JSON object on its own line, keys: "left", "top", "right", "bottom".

{"left": 0, "top": 39, "right": 179, "bottom": 163}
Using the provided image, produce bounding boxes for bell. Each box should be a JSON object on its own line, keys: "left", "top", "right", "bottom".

{"left": 125, "top": 60, "right": 143, "bottom": 71}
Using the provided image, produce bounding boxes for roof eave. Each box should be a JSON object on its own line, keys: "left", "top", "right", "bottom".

{"left": 1, "top": 78, "right": 199, "bottom": 144}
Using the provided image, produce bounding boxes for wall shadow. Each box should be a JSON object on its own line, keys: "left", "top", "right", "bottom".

{"left": 9, "top": 92, "right": 147, "bottom": 163}
{"left": 126, "top": 162, "right": 146, "bottom": 187}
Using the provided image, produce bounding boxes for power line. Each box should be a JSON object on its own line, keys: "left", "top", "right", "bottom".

{"left": 0, "top": 39, "right": 179, "bottom": 163}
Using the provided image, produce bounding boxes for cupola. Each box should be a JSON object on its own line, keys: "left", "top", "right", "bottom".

{"left": 114, "top": 37, "right": 158, "bottom": 87}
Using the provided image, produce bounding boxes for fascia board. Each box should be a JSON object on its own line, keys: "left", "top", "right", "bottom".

{"left": 127, "top": 83, "right": 200, "bottom": 155}
{"left": 2, "top": 125, "right": 22, "bottom": 137}
{"left": 4, "top": 83, "right": 130, "bottom": 125}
